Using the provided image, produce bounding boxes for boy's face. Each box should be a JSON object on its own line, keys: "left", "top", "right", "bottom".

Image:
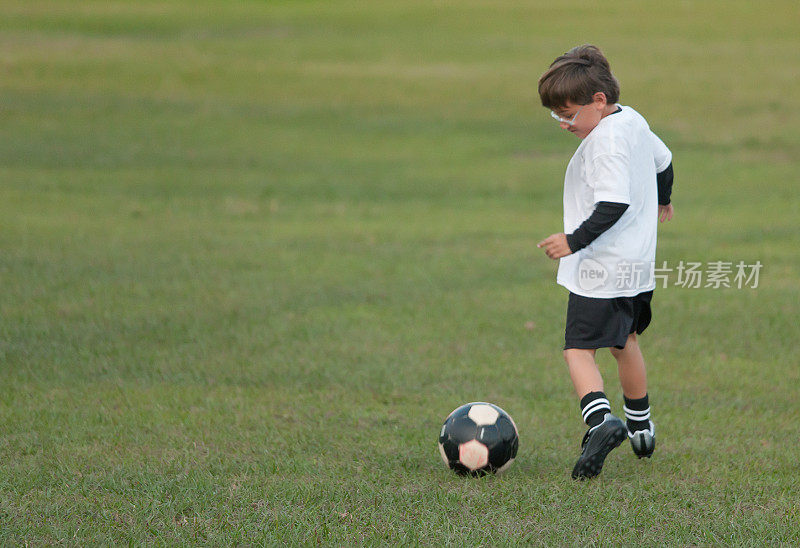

{"left": 551, "top": 98, "right": 607, "bottom": 139}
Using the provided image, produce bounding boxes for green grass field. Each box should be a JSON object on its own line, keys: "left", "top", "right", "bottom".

{"left": 2, "top": 0, "right": 799, "bottom": 544}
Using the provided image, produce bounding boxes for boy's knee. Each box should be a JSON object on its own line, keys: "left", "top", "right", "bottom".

{"left": 563, "top": 348, "right": 595, "bottom": 362}
{"left": 610, "top": 333, "right": 637, "bottom": 356}
{"left": 563, "top": 348, "right": 580, "bottom": 360}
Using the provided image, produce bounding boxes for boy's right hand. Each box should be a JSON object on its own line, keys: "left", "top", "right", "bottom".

{"left": 658, "top": 204, "right": 674, "bottom": 223}
{"left": 537, "top": 232, "right": 572, "bottom": 260}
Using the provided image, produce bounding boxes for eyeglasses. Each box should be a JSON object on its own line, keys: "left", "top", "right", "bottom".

{"left": 550, "top": 104, "right": 586, "bottom": 126}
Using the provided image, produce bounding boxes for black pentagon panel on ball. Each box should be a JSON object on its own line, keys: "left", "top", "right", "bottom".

{"left": 495, "top": 416, "right": 517, "bottom": 443}
{"left": 446, "top": 415, "right": 478, "bottom": 444}
{"left": 509, "top": 435, "right": 519, "bottom": 459}
{"left": 487, "top": 440, "right": 511, "bottom": 470}
{"left": 439, "top": 437, "right": 460, "bottom": 462}
{"left": 477, "top": 424, "right": 501, "bottom": 449}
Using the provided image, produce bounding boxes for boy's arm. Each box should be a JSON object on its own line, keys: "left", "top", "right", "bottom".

{"left": 565, "top": 201, "right": 629, "bottom": 253}
{"left": 538, "top": 201, "right": 626, "bottom": 259}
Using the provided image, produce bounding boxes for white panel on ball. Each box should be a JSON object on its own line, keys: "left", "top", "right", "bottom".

{"left": 438, "top": 443, "right": 449, "bottom": 465}
{"left": 459, "top": 440, "right": 489, "bottom": 470}
{"left": 468, "top": 404, "right": 499, "bottom": 426}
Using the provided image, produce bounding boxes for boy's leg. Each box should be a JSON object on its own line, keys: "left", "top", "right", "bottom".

{"left": 564, "top": 348, "right": 608, "bottom": 426}
{"left": 610, "top": 333, "right": 647, "bottom": 399}
{"left": 563, "top": 348, "right": 603, "bottom": 398}
{"left": 563, "top": 348, "right": 627, "bottom": 479}
{"left": 610, "top": 333, "right": 656, "bottom": 457}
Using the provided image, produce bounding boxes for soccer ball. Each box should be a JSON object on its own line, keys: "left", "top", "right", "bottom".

{"left": 438, "top": 402, "right": 519, "bottom": 476}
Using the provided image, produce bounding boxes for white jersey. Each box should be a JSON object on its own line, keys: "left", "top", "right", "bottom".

{"left": 557, "top": 105, "right": 672, "bottom": 298}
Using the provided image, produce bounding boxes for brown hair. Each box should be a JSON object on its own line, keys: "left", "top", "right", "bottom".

{"left": 538, "top": 45, "right": 620, "bottom": 109}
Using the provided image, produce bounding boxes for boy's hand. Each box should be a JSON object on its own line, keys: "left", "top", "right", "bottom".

{"left": 537, "top": 233, "right": 572, "bottom": 260}
{"left": 658, "top": 203, "right": 674, "bottom": 223}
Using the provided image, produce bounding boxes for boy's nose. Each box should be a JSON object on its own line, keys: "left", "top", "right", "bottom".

{"left": 559, "top": 122, "right": 570, "bottom": 130}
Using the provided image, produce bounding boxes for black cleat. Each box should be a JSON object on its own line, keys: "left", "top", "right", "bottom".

{"left": 571, "top": 414, "right": 628, "bottom": 480}
{"left": 628, "top": 420, "right": 656, "bottom": 458}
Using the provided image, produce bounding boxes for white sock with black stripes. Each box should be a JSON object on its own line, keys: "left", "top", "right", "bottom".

{"left": 580, "top": 391, "right": 611, "bottom": 428}
{"left": 623, "top": 394, "right": 651, "bottom": 433}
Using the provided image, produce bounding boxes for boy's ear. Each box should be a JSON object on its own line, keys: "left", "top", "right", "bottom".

{"left": 592, "top": 92, "right": 608, "bottom": 108}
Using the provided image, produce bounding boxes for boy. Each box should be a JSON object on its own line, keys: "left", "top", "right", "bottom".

{"left": 535, "top": 45, "right": 674, "bottom": 479}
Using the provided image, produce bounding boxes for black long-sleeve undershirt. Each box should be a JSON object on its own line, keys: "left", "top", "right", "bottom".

{"left": 566, "top": 201, "right": 629, "bottom": 253}
{"left": 657, "top": 162, "right": 674, "bottom": 205}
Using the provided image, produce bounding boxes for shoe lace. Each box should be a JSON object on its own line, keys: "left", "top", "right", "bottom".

{"left": 580, "top": 429, "right": 591, "bottom": 449}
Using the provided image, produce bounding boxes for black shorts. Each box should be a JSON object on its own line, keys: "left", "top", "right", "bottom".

{"left": 564, "top": 290, "right": 653, "bottom": 350}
